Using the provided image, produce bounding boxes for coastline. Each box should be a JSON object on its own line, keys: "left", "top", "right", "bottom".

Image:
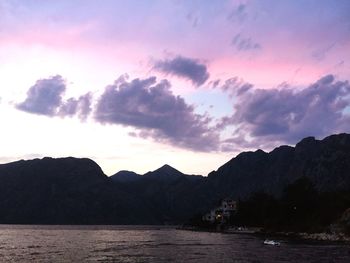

{"left": 179, "top": 226, "right": 350, "bottom": 243}
{"left": 285, "top": 232, "right": 350, "bottom": 242}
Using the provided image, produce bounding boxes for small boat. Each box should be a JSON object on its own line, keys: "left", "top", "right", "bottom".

{"left": 263, "top": 239, "right": 280, "bottom": 246}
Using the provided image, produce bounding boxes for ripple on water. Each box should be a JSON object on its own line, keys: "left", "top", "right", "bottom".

{"left": 0, "top": 226, "right": 349, "bottom": 262}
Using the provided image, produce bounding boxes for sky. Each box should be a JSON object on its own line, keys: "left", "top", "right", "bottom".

{"left": 0, "top": 0, "right": 350, "bottom": 176}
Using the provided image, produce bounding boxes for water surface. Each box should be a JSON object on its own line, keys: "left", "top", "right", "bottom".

{"left": 0, "top": 225, "right": 349, "bottom": 262}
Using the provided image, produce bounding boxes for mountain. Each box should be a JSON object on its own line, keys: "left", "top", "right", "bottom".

{"left": 143, "top": 164, "right": 184, "bottom": 183}
{"left": 0, "top": 157, "right": 158, "bottom": 224}
{"left": 111, "top": 164, "right": 202, "bottom": 184}
{"left": 206, "top": 133, "right": 350, "bottom": 200}
{"left": 0, "top": 133, "right": 350, "bottom": 225}
{"left": 110, "top": 170, "right": 142, "bottom": 182}
{"left": 0, "top": 157, "right": 204, "bottom": 224}
{"left": 111, "top": 164, "right": 205, "bottom": 223}
{"left": 108, "top": 132, "right": 350, "bottom": 228}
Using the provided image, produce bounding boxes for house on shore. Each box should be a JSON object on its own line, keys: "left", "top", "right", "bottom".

{"left": 202, "top": 199, "right": 237, "bottom": 224}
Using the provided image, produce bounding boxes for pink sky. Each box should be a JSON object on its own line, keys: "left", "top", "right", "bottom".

{"left": 0, "top": 0, "right": 349, "bottom": 175}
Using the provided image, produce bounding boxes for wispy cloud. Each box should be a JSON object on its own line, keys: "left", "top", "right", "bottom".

{"left": 209, "top": 77, "right": 253, "bottom": 98}
{"left": 186, "top": 12, "right": 199, "bottom": 28}
{"left": 231, "top": 33, "right": 261, "bottom": 51}
{"left": 227, "top": 3, "right": 247, "bottom": 23}
{"left": 312, "top": 43, "right": 336, "bottom": 61}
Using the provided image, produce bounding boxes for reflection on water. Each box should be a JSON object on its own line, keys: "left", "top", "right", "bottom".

{"left": 0, "top": 225, "right": 349, "bottom": 262}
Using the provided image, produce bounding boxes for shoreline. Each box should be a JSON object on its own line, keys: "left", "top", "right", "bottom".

{"left": 179, "top": 226, "right": 350, "bottom": 243}
{"left": 277, "top": 232, "right": 350, "bottom": 242}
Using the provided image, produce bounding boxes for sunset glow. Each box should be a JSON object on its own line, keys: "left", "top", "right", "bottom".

{"left": 1, "top": 0, "right": 349, "bottom": 175}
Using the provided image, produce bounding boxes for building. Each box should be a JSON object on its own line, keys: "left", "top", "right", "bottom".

{"left": 202, "top": 199, "right": 237, "bottom": 224}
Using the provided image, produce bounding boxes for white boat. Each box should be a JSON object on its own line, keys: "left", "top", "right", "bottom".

{"left": 263, "top": 239, "right": 280, "bottom": 246}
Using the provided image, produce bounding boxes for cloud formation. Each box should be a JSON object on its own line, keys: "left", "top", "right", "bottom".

{"left": 95, "top": 75, "right": 219, "bottom": 151}
{"left": 17, "top": 75, "right": 66, "bottom": 116}
{"left": 17, "top": 75, "right": 92, "bottom": 120}
{"left": 58, "top": 93, "right": 92, "bottom": 120}
{"left": 153, "top": 56, "right": 209, "bottom": 86}
{"left": 15, "top": 73, "right": 350, "bottom": 153}
{"left": 186, "top": 12, "right": 199, "bottom": 28}
{"left": 219, "top": 74, "right": 350, "bottom": 150}
{"left": 311, "top": 43, "right": 336, "bottom": 61}
{"left": 210, "top": 77, "right": 253, "bottom": 98}
{"left": 231, "top": 33, "right": 261, "bottom": 51}
{"left": 227, "top": 3, "right": 247, "bottom": 23}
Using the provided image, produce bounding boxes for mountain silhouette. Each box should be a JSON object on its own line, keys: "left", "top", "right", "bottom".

{"left": 206, "top": 133, "right": 350, "bottom": 200}
{"left": 1, "top": 133, "right": 350, "bottom": 225}
{"left": 0, "top": 157, "right": 157, "bottom": 224}
{"left": 111, "top": 170, "right": 142, "bottom": 182}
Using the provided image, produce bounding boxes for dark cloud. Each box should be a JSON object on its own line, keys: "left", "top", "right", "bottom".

{"left": 219, "top": 74, "right": 350, "bottom": 150}
{"left": 95, "top": 75, "right": 219, "bottom": 151}
{"left": 17, "top": 75, "right": 66, "bottom": 116}
{"left": 153, "top": 56, "right": 209, "bottom": 86}
{"left": 17, "top": 75, "right": 92, "bottom": 120}
{"left": 58, "top": 93, "right": 92, "bottom": 120}
{"left": 231, "top": 33, "right": 261, "bottom": 51}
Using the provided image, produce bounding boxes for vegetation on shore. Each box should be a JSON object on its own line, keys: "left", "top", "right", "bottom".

{"left": 187, "top": 177, "right": 350, "bottom": 237}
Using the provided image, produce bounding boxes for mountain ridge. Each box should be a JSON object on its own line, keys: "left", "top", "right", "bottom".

{"left": 111, "top": 163, "right": 203, "bottom": 183}
{"left": 1, "top": 133, "right": 350, "bottom": 225}
{"left": 206, "top": 133, "right": 350, "bottom": 200}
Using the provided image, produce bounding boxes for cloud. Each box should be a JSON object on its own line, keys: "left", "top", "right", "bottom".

{"left": 18, "top": 73, "right": 349, "bottom": 154}
{"left": 17, "top": 75, "right": 66, "bottom": 116}
{"left": 227, "top": 3, "right": 247, "bottom": 23}
{"left": 219, "top": 74, "right": 350, "bottom": 150}
{"left": 186, "top": 12, "right": 199, "bottom": 28}
{"left": 231, "top": 33, "right": 261, "bottom": 51}
{"left": 219, "top": 77, "right": 253, "bottom": 97}
{"left": 95, "top": 75, "right": 219, "bottom": 151}
{"left": 311, "top": 43, "right": 336, "bottom": 61}
{"left": 153, "top": 56, "right": 209, "bottom": 86}
{"left": 210, "top": 77, "right": 253, "bottom": 98}
{"left": 58, "top": 93, "right": 92, "bottom": 120}
{"left": 16, "top": 75, "right": 92, "bottom": 120}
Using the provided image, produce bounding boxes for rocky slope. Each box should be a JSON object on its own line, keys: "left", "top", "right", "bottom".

{"left": 206, "top": 133, "right": 350, "bottom": 199}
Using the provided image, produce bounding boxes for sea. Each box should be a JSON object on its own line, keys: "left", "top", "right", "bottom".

{"left": 0, "top": 225, "right": 349, "bottom": 262}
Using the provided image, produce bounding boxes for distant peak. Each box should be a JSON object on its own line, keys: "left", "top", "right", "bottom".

{"left": 110, "top": 170, "right": 141, "bottom": 182}
{"left": 159, "top": 164, "right": 174, "bottom": 170}
{"left": 255, "top": 149, "right": 266, "bottom": 154}
{"left": 143, "top": 164, "right": 184, "bottom": 180}
{"left": 296, "top": 136, "right": 317, "bottom": 147}
{"left": 156, "top": 164, "right": 182, "bottom": 173}
{"left": 113, "top": 170, "right": 139, "bottom": 176}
